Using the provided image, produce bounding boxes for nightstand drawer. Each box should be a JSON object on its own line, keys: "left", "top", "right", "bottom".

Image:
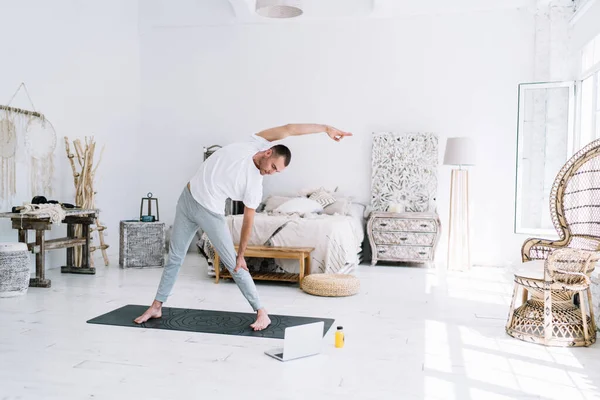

{"left": 373, "top": 231, "right": 436, "bottom": 246}
{"left": 377, "top": 245, "right": 433, "bottom": 261}
{"left": 372, "top": 218, "right": 437, "bottom": 233}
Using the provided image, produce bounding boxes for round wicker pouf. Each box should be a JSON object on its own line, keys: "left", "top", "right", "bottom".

{"left": 301, "top": 274, "right": 360, "bottom": 297}
{"left": 0, "top": 243, "right": 31, "bottom": 298}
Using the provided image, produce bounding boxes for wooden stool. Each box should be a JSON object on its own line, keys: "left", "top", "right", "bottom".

{"left": 214, "top": 245, "right": 314, "bottom": 285}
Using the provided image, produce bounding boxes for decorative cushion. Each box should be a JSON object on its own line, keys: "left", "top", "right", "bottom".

{"left": 301, "top": 274, "right": 360, "bottom": 297}
{"left": 309, "top": 189, "right": 336, "bottom": 208}
{"left": 274, "top": 197, "right": 324, "bottom": 214}
{"left": 298, "top": 186, "right": 338, "bottom": 197}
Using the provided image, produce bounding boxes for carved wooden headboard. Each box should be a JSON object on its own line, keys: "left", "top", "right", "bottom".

{"left": 370, "top": 132, "right": 438, "bottom": 213}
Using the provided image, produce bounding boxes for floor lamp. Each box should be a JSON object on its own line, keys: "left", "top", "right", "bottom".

{"left": 443, "top": 137, "right": 476, "bottom": 271}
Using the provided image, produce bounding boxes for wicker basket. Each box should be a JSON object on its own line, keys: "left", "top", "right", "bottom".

{"left": 0, "top": 243, "right": 30, "bottom": 298}
{"left": 119, "top": 221, "right": 166, "bottom": 268}
{"left": 301, "top": 274, "right": 360, "bottom": 297}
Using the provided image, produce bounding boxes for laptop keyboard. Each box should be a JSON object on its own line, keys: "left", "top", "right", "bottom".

{"left": 275, "top": 353, "right": 283, "bottom": 358}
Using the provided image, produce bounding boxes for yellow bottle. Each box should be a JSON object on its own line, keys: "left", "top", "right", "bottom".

{"left": 335, "top": 326, "right": 344, "bottom": 348}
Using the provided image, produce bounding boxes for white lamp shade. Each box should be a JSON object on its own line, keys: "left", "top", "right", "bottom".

{"left": 443, "top": 137, "right": 476, "bottom": 166}
{"left": 256, "top": 0, "right": 303, "bottom": 18}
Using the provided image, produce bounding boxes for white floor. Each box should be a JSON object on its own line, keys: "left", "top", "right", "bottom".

{"left": 2, "top": 254, "right": 600, "bottom": 400}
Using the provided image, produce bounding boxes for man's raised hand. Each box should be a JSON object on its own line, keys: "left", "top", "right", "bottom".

{"left": 326, "top": 126, "right": 353, "bottom": 142}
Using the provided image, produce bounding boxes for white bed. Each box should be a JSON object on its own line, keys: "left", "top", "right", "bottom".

{"left": 198, "top": 192, "right": 366, "bottom": 277}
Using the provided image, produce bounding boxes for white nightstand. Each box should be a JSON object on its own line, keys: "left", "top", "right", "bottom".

{"left": 367, "top": 211, "right": 441, "bottom": 266}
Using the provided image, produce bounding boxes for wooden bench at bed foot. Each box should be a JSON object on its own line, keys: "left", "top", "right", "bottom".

{"left": 214, "top": 245, "right": 314, "bottom": 285}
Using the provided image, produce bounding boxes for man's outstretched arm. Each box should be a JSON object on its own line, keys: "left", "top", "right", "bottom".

{"left": 257, "top": 124, "right": 352, "bottom": 142}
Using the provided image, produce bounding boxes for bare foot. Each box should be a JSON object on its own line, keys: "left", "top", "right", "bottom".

{"left": 250, "top": 308, "right": 271, "bottom": 331}
{"left": 134, "top": 301, "right": 163, "bottom": 324}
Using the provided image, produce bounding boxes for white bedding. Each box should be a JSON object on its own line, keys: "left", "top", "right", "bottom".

{"left": 201, "top": 204, "right": 365, "bottom": 276}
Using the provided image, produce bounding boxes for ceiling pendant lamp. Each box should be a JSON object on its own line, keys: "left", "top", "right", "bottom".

{"left": 255, "top": 0, "right": 303, "bottom": 18}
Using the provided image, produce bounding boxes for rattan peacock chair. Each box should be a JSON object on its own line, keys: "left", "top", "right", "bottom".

{"left": 506, "top": 139, "right": 600, "bottom": 347}
{"left": 522, "top": 138, "right": 600, "bottom": 261}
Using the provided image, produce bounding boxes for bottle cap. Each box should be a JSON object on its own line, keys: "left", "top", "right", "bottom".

{"left": 337, "top": 326, "right": 343, "bottom": 330}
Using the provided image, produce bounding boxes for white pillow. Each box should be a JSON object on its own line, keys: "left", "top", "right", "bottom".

{"left": 348, "top": 202, "right": 367, "bottom": 219}
{"left": 324, "top": 198, "right": 351, "bottom": 215}
{"left": 262, "top": 195, "right": 294, "bottom": 212}
{"left": 274, "top": 197, "right": 324, "bottom": 214}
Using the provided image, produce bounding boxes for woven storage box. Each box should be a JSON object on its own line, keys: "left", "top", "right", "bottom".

{"left": 301, "top": 274, "right": 360, "bottom": 297}
{"left": 119, "top": 221, "right": 166, "bottom": 268}
{"left": 0, "top": 243, "right": 31, "bottom": 297}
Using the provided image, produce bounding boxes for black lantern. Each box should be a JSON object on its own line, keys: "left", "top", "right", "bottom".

{"left": 140, "top": 192, "right": 159, "bottom": 222}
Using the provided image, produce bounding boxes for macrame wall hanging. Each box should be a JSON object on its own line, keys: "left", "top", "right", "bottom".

{"left": 0, "top": 83, "right": 56, "bottom": 202}
{"left": 0, "top": 116, "right": 17, "bottom": 199}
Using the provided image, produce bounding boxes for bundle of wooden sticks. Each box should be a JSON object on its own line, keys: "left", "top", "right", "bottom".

{"left": 64, "top": 136, "right": 109, "bottom": 267}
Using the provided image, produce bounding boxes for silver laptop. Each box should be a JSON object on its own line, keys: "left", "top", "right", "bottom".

{"left": 265, "top": 321, "right": 324, "bottom": 362}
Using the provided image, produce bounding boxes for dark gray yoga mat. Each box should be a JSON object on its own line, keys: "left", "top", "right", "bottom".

{"left": 87, "top": 305, "right": 334, "bottom": 339}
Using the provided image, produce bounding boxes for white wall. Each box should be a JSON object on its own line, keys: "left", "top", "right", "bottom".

{"left": 0, "top": 1, "right": 543, "bottom": 269}
{"left": 571, "top": 0, "right": 600, "bottom": 51}
{"left": 139, "top": 7, "right": 537, "bottom": 267}
{"left": 0, "top": 0, "right": 141, "bottom": 267}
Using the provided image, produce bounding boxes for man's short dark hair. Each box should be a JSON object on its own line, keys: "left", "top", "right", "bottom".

{"left": 271, "top": 144, "right": 291, "bottom": 167}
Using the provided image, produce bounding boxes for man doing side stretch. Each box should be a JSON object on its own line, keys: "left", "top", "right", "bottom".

{"left": 134, "top": 123, "right": 353, "bottom": 330}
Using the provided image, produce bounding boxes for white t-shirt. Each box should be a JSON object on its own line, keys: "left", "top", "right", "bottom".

{"left": 189, "top": 134, "right": 272, "bottom": 215}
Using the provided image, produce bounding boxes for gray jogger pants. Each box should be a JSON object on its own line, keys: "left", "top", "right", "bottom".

{"left": 155, "top": 185, "right": 262, "bottom": 311}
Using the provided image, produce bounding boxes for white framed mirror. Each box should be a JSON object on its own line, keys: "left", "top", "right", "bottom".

{"left": 514, "top": 81, "right": 575, "bottom": 236}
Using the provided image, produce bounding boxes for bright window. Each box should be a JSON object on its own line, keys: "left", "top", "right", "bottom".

{"left": 582, "top": 41, "right": 594, "bottom": 72}
{"left": 597, "top": 71, "right": 600, "bottom": 138}
{"left": 578, "top": 33, "right": 600, "bottom": 150}
{"left": 580, "top": 75, "right": 595, "bottom": 145}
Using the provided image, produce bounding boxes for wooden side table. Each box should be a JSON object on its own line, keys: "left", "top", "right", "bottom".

{"left": 214, "top": 245, "right": 314, "bottom": 285}
{"left": 0, "top": 209, "right": 97, "bottom": 288}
